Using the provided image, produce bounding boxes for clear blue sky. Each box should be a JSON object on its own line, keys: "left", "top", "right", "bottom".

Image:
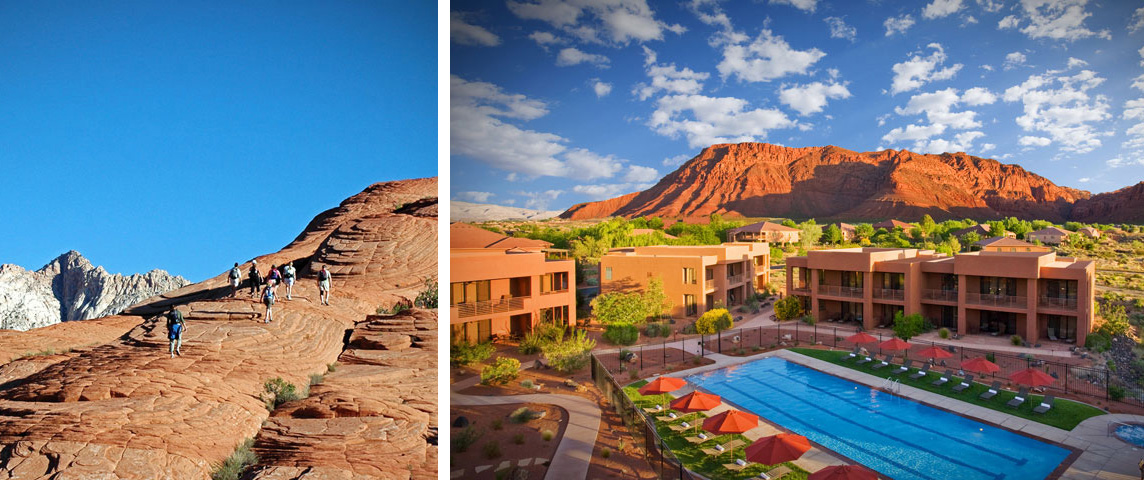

{"left": 451, "top": 0, "right": 1144, "bottom": 211}
{"left": 0, "top": 1, "right": 436, "bottom": 282}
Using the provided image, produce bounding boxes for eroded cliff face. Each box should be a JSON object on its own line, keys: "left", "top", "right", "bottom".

{"left": 561, "top": 143, "right": 1097, "bottom": 221}
{"left": 0, "top": 251, "right": 188, "bottom": 331}
{"left": 1071, "top": 182, "right": 1144, "bottom": 224}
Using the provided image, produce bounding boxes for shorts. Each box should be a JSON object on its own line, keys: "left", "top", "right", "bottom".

{"left": 319, "top": 279, "right": 330, "bottom": 292}
{"left": 231, "top": 278, "right": 240, "bottom": 288}
{"left": 264, "top": 297, "right": 275, "bottom": 307}
{"left": 268, "top": 278, "right": 278, "bottom": 287}
{"left": 285, "top": 277, "right": 295, "bottom": 287}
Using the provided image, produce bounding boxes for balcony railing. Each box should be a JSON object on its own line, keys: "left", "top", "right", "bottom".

{"left": 922, "top": 289, "right": 958, "bottom": 302}
{"left": 791, "top": 283, "right": 810, "bottom": 294}
{"left": 705, "top": 279, "right": 714, "bottom": 290}
{"left": 727, "top": 274, "right": 744, "bottom": 285}
{"left": 872, "top": 288, "right": 905, "bottom": 301}
{"left": 455, "top": 296, "right": 529, "bottom": 318}
{"left": 818, "top": 285, "right": 864, "bottom": 298}
{"left": 965, "top": 293, "right": 1026, "bottom": 309}
{"left": 540, "top": 288, "right": 569, "bottom": 296}
{"left": 1039, "top": 296, "right": 1078, "bottom": 310}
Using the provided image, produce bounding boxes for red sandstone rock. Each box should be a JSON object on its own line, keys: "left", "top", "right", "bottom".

{"left": 1071, "top": 181, "right": 1144, "bottom": 224}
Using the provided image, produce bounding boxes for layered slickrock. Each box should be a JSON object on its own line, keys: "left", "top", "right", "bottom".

{"left": 0, "top": 177, "right": 437, "bottom": 480}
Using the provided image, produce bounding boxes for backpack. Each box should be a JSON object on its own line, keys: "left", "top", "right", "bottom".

{"left": 263, "top": 288, "right": 274, "bottom": 304}
{"left": 284, "top": 266, "right": 295, "bottom": 278}
{"left": 319, "top": 269, "right": 329, "bottom": 281}
{"left": 229, "top": 267, "right": 240, "bottom": 279}
{"left": 169, "top": 322, "right": 183, "bottom": 339}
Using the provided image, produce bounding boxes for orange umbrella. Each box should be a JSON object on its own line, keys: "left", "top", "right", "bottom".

{"left": 879, "top": 337, "right": 911, "bottom": 351}
{"left": 845, "top": 332, "right": 877, "bottom": 344}
{"left": 916, "top": 345, "right": 953, "bottom": 360}
{"left": 961, "top": 357, "right": 1000, "bottom": 375}
{"left": 639, "top": 376, "right": 687, "bottom": 408}
{"left": 670, "top": 391, "right": 722, "bottom": 434}
{"left": 1009, "top": 368, "right": 1055, "bottom": 387}
{"left": 808, "top": 465, "right": 879, "bottom": 480}
{"left": 745, "top": 433, "right": 811, "bottom": 465}
{"left": 702, "top": 410, "right": 759, "bottom": 436}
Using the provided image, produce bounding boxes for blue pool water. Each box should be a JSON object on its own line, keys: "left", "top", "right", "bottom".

{"left": 1116, "top": 424, "right": 1144, "bottom": 447}
{"left": 685, "top": 357, "right": 1070, "bottom": 480}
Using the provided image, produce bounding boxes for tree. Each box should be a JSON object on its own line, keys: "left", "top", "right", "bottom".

{"left": 1031, "top": 220, "right": 1053, "bottom": 231}
{"left": 642, "top": 277, "right": 671, "bottom": 320}
{"left": 919, "top": 214, "right": 936, "bottom": 242}
{"left": 892, "top": 311, "right": 925, "bottom": 341}
{"left": 823, "top": 224, "right": 843, "bottom": 244}
{"left": 695, "top": 308, "right": 733, "bottom": 334}
{"left": 962, "top": 231, "right": 981, "bottom": 248}
{"left": 799, "top": 220, "right": 822, "bottom": 250}
{"left": 945, "top": 236, "right": 961, "bottom": 254}
{"left": 769, "top": 246, "right": 784, "bottom": 264}
{"left": 1095, "top": 303, "right": 1131, "bottom": 337}
{"left": 781, "top": 219, "right": 797, "bottom": 228}
{"left": 854, "top": 223, "right": 875, "bottom": 242}
{"left": 774, "top": 296, "right": 803, "bottom": 321}
{"left": 985, "top": 220, "right": 1005, "bottom": 238}
{"left": 590, "top": 292, "right": 647, "bottom": 326}
{"left": 1064, "top": 221, "right": 1085, "bottom": 232}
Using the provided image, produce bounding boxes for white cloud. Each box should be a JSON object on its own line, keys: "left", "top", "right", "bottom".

{"left": 556, "top": 47, "right": 610, "bottom": 67}
{"left": 778, "top": 81, "right": 852, "bottom": 116}
{"left": 507, "top": 0, "right": 685, "bottom": 45}
{"left": 452, "top": 12, "right": 501, "bottom": 47}
{"left": 1002, "top": 68, "right": 1113, "bottom": 154}
{"left": 922, "top": 0, "right": 964, "bottom": 19}
{"left": 1134, "top": 74, "right": 1144, "bottom": 93}
{"left": 980, "top": 143, "right": 996, "bottom": 152}
{"left": 884, "top": 14, "right": 916, "bottom": 36}
{"left": 1107, "top": 152, "right": 1144, "bottom": 168}
{"left": 1078, "top": 177, "right": 1091, "bottom": 182}
{"left": 977, "top": 0, "right": 1004, "bottom": 13}
{"left": 883, "top": 87, "right": 994, "bottom": 153}
{"left": 824, "top": 17, "right": 857, "bottom": 41}
{"left": 890, "top": 43, "right": 963, "bottom": 94}
{"left": 963, "top": 16, "right": 979, "bottom": 26}
{"left": 455, "top": 191, "right": 496, "bottom": 203}
{"left": 648, "top": 94, "right": 796, "bottom": 148}
{"left": 563, "top": 148, "right": 624, "bottom": 179}
{"left": 624, "top": 165, "right": 660, "bottom": 182}
{"left": 1003, "top": 52, "right": 1027, "bottom": 70}
{"left": 882, "top": 123, "right": 948, "bottom": 143}
{"left": 528, "top": 31, "right": 564, "bottom": 49}
{"left": 634, "top": 47, "right": 710, "bottom": 100}
{"left": 718, "top": 28, "right": 826, "bottom": 82}
{"left": 517, "top": 189, "right": 565, "bottom": 210}
{"left": 572, "top": 183, "right": 654, "bottom": 199}
{"left": 592, "top": 80, "right": 613, "bottom": 97}
{"left": 662, "top": 153, "right": 691, "bottom": 167}
{"left": 1066, "top": 57, "right": 1088, "bottom": 69}
{"left": 998, "top": 0, "right": 1111, "bottom": 42}
{"left": 1131, "top": 7, "right": 1144, "bottom": 33}
{"left": 981, "top": 64, "right": 995, "bottom": 72}
{"left": 1018, "top": 135, "right": 1052, "bottom": 146}
{"left": 1124, "top": 98, "right": 1144, "bottom": 121}
{"left": 961, "top": 87, "right": 997, "bottom": 106}
{"left": 769, "top": 0, "right": 818, "bottom": 12}
{"left": 916, "top": 131, "right": 985, "bottom": 153}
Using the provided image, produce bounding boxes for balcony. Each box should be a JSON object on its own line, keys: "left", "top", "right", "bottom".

{"left": 922, "top": 289, "right": 958, "bottom": 303}
{"left": 872, "top": 288, "right": 905, "bottom": 301}
{"left": 727, "top": 274, "right": 744, "bottom": 285}
{"left": 541, "top": 288, "right": 569, "bottom": 296}
{"left": 455, "top": 296, "right": 529, "bottom": 318}
{"left": 1039, "top": 296, "right": 1078, "bottom": 310}
{"left": 705, "top": 279, "right": 715, "bottom": 290}
{"left": 818, "top": 285, "right": 863, "bottom": 298}
{"left": 791, "top": 283, "right": 810, "bottom": 294}
{"left": 965, "top": 293, "right": 1026, "bottom": 309}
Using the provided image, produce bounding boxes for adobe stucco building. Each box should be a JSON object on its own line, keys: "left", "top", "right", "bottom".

{"left": 599, "top": 243, "right": 770, "bottom": 318}
{"left": 785, "top": 248, "right": 1094, "bottom": 345}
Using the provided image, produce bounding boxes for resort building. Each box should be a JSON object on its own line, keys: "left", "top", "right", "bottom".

{"left": 599, "top": 243, "right": 770, "bottom": 318}
{"left": 450, "top": 223, "right": 576, "bottom": 344}
{"left": 834, "top": 223, "right": 856, "bottom": 242}
{"left": 1026, "top": 227, "right": 1073, "bottom": 244}
{"left": 727, "top": 221, "right": 800, "bottom": 244}
{"left": 1078, "top": 226, "right": 1100, "bottom": 239}
{"left": 973, "top": 237, "right": 1052, "bottom": 253}
{"left": 785, "top": 247, "right": 1094, "bottom": 345}
{"left": 873, "top": 219, "right": 912, "bottom": 231}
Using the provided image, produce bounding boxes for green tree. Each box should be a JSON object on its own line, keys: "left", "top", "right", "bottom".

{"left": 854, "top": 223, "right": 875, "bottom": 242}
{"left": 919, "top": 214, "right": 936, "bottom": 242}
{"left": 1064, "top": 221, "right": 1085, "bottom": 232}
{"left": 1095, "top": 303, "right": 1131, "bottom": 337}
{"left": 590, "top": 292, "right": 647, "bottom": 326}
{"left": 695, "top": 308, "right": 733, "bottom": 334}
{"left": 769, "top": 246, "right": 784, "bottom": 265}
{"left": 799, "top": 220, "right": 823, "bottom": 250}
{"left": 642, "top": 277, "right": 671, "bottom": 320}
{"left": 781, "top": 219, "right": 797, "bottom": 228}
{"left": 892, "top": 311, "right": 925, "bottom": 341}
{"left": 774, "top": 296, "right": 803, "bottom": 321}
{"left": 985, "top": 220, "right": 1005, "bottom": 237}
{"left": 945, "top": 236, "right": 961, "bottom": 254}
{"left": 1030, "top": 219, "right": 1053, "bottom": 231}
{"left": 823, "top": 224, "right": 843, "bottom": 244}
{"left": 962, "top": 231, "right": 981, "bottom": 248}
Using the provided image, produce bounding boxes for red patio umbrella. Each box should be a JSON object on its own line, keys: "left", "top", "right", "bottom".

{"left": 670, "top": 391, "right": 722, "bottom": 434}
{"left": 1009, "top": 368, "right": 1055, "bottom": 387}
{"left": 745, "top": 433, "right": 811, "bottom": 465}
{"left": 879, "top": 337, "right": 911, "bottom": 352}
{"left": 702, "top": 410, "right": 759, "bottom": 436}
{"left": 845, "top": 332, "right": 878, "bottom": 344}
{"left": 808, "top": 465, "right": 880, "bottom": 480}
{"left": 915, "top": 345, "right": 953, "bottom": 361}
{"left": 639, "top": 376, "right": 687, "bottom": 408}
{"left": 961, "top": 357, "right": 1001, "bottom": 375}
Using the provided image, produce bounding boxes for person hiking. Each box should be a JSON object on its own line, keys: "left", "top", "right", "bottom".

{"left": 266, "top": 264, "right": 282, "bottom": 294}
{"left": 318, "top": 265, "right": 332, "bottom": 306}
{"left": 283, "top": 261, "right": 296, "bottom": 300}
{"left": 228, "top": 262, "right": 242, "bottom": 298}
{"left": 248, "top": 260, "right": 263, "bottom": 299}
{"left": 166, "top": 308, "right": 186, "bottom": 358}
{"left": 262, "top": 283, "right": 276, "bottom": 323}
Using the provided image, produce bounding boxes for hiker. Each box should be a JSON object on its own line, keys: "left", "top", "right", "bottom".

{"left": 283, "top": 261, "right": 296, "bottom": 300}
{"left": 248, "top": 261, "right": 262, "bottom": 298}
{"left": 166, "top": 308, "right": 185, "bottom": 358}
{"left": 318, "top": 265, "right": 332, "bottom": 306}
{"left": 228, "top": 262, "right": 241, "bottom": 297}
{"left": 266, "top": 264, "right": 282, "bottom": 295}
{"left": 262, "top": 283, "right": 275, "bottom": 323}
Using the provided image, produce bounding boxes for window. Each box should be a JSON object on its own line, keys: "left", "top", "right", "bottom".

{"left": 684, "top": 294, "right": 697, "bottom": 316}
{"left": 706, "top": 268, "right": 714, "bottom": 280}
{"left": 1045, "top": 279, "right": 1076, "bottom": 300}
{"left": 540, "top": 305, "right": 570, "bottom": 327}
{"left": 881, "top": 273, "right": 903, "bottom": 290}
{"left": 452, "top": 280, "right": 490, "bottom": 304}
{"left": 540, "top": 272, "right": 569, "bottom": 293}
{"left": 980, "top": 277, "right": 1016, "bottom": 296}
{"left": 604, "top": 267, "right": 612, "bottom": 280}
{"left": 683, "top": 267, "right": 696, "bottom": 285}
{"left": 451, "top": 319, "right": 491, "bottom": 345}
{"left": 940, "top": 274, "right": 957, "bottom": 291}
{"left": 1047, "top": 315, "right": 1076, "bottom": 340}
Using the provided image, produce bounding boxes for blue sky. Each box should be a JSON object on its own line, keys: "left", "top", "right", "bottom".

{"left": 450, "top": 0, "right": 1144, "bottom": 212}
{"left": 0, "top": 1, "right": 436, "bottom": 282}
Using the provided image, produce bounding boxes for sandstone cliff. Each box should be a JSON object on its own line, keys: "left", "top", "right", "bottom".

{"left": 0, "top": 251, "right": 188, "bottom": 331}
{"left": 1071, "top": 182, "right": 1144, "bottom": 224}
{"left": 451, "top": 200, "right": 562, "bottom": 222}
{"left": 560, "top": 143, "right": 1107, "bottom": 222}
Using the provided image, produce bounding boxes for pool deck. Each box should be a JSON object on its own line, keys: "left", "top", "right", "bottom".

{"left": 653, "top": 349, "right": 1144, "bottom": 480}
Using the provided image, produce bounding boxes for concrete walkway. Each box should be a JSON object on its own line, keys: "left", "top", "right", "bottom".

{"left": 451, "top": 376, "right": 602, "bottom": 480}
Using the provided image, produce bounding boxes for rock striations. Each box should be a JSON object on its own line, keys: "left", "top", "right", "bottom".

{"left": 0, "top": 252, "right": 188, "bottom": 331}
{"left": 560, "top": 143, "right": 1138, "bottom": 223}
{"left": 0, "top": 177, "right": 438, "bottom": 479}
{"left": 450, "top": 200, "right": 562, "bottom": 222}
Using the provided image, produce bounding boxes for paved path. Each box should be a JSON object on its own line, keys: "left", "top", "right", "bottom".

{"left": 451, "top": 376, "right": 602, "bottom": 480}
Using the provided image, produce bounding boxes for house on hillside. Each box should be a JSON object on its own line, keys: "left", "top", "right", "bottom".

{"left": 727, "top": 221, "right": 801, "bottom": 244}
{"left": 1026, "top": 227, "right": 1073, "bottom": 245}
{"left": 873, "top": 219, "right": 913, "bottom": 231}
{"left": 1078, "top": 226, "right": 1100, "bottom": 239}
{"left": 973, "top": 237, "right": 1052, "bottom": 253}
{"left": 835, "top": 223, "right": 856, "bottom": 242}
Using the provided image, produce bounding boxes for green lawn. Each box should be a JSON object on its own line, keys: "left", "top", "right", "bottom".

{"left": 790, "top": 347, "right": 1105, "bottom": 431}
{"left": 624, "top": 380, "right": 809, "bottom": 480}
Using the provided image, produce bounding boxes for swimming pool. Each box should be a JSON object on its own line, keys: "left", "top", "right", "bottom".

{"left": 1116, "top": 423, "right": 1144, "bottom": 447}
{"left": 685, "top": 357, "right": 1070, "bottom": 480}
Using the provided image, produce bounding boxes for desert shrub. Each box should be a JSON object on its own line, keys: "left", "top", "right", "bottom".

{"left": 514, "top": 433, "right": 525, "bottom": 445}
{"left": 414, "top": 278, "right": 438, "bottom": 308}
{"left": 453, "top": 425, "right": 482, "bottom": 453}
{"left": 211, "top": 438, "right": 257, "bottom": 480}
{"left": 1086, "top": 331, "right": 1112, "bottom": 352}
{"left": 542, "top": 429, "right": 554, "bottom": 441}
{"left": 519, "top": 324, "right": 564, "bottom": 354}
{"left": 801, "top": 314, "right": 815, "bottom": 326}
{"left": 308, "top": 374, "right": 324, "bottom": 386}
{"left": 601, "top": 447, "right": 611, "bottom": 459}
{"left": 542, "top": 330, "right": 596, "bottom": 373}
{"left": 492, "top": 418, "right": 503, "bottom": 430}
{"left": 986, "top": 352, "right": 995, "bottom": 363}
{"left": 892, "top": 312, "right": 925, "bottom": 341}
{"left": 629, "top": 369, "right": 639, "bottom": 380}
{"left": 451, "top": 342, "right": 495, "bottom": 367}
{"left": 695, "top": 308, "right": 733, "bottom": 334}
{"left": 263, "top": 378, "right": 301, "bottom": 410}
{"left": 680, "top": 323, "right": 698, "bottom": 335}
{"left": 774, "top": 296, "right": 803, "bottom": 321}
{"left": 481, "top": 357, "right": 521, "bottom": 386}
{"left": 327, "top": 362, "right": 338, "bottom": 373}
{"left": 484, "top": 441, "right": 502, "bottom": 459}
{"left": 645, "top": 322, "right": 663, "bottom": 337}
{"left": 1096, "top": 304, "right": 1132, "bottom": 337}
{"left": 376, "top": 303, "right": 410, "bottom": 315}
{"left": 938, "top": 327, "right": 950, "bottom": 339}
{"left": 604, "top": 324, "right": 640, "bottom": 345}
{"left": 744, "top": 297, "right": 761, "bottom": 314}
{"left": 1109, "top": 385, "right": 1126, "bottom": 401}
{"left": 510, "top": 407, "right": 538, "bottom": 423}
{"left": 521, "top": 379, "right": 534, "bottom": 389}
{"left": 1010, "top": 335, "right": 1023, "bottom": 346}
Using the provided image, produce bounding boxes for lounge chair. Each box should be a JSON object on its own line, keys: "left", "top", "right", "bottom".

{"left": 642, "top": 404, "right": 665, "bottom": 414}
{"left": 668, "top": 421, "right": 693, "bottom": 432}
{"left": 1006, "top": 387, "right": 1030, "bottom": 408}
{"left": 723, "top": 458, "right": 749, "bottom": 471}
{"left": 685, "top": 432, "right": 713, "bottom": 444}
{"left": 843, "top": 346, "right": 861, "bottom": 361}
{"left": 871, "top": 355, "right": 895, "bottom": 370}
{"left": 952, "top": 374, "right": 975, "bottom": 393}
{"left": 758, "top": 465, "right": 793, "bottom": 480}
{"left": 931, "top": 369, "right": 953, "bottom": 386}
{"left": 655, "top": 412, "right": 680, "bottom": 422}
{"left": 1033, "top": 395, "right": 1055, "bottom": 414}
{"left": 909, "top": 363, "right": 931, "bottom": 380}
{"left": 892, "top": 359, "right": 913, "bottom": 375}
{"left": 856, "top": 354, "right": 874, "bottom": 365}
{"left": 702, "top": 439, "right": 744, "bottom": 456}
{"left": 978, "top": 381, "right": 1002, "bottom": 400}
